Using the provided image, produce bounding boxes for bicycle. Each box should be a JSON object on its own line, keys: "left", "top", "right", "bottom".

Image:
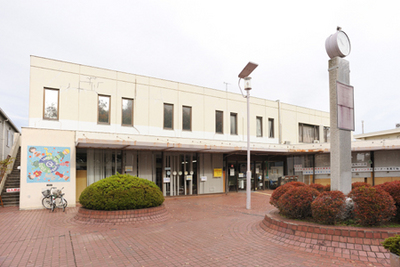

{"left": 42, "top": 187, "right": 68, "bottom": 212}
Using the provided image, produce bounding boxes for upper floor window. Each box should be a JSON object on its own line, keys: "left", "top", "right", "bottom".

{"left": 299, "top": 123, "right": 320, "bottom": 143}
{"left": 122, "top": 98, "right": 133, "bottom": 126}
{"left": 256, "top": 116, "right": 263, "bottom": 137}
{"left": 98, "top": 95, "right": 110, "bottom": 124}
{"left": 268, "top": 118, "right": 275, "bottom": 138}
{"left": 164, "top": 103, "right": 173, "bottom": 130}
{"left": 182, "top": 106, "right": 192, "bottom": 131}
{"left": 230, "top": 113, "right": 237, "bottom": 135}
{"left": 43, "top": 88, "right": 59, "bottom": 120}
{"left": 215, "top": 110, "right": 223, "bottom": 134}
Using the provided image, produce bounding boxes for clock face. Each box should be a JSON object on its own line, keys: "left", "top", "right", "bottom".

{"left": 337, "top": 31, "right": 351, "bottom": 56}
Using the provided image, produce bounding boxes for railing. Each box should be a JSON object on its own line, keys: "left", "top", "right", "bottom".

{"left": 0, "top": 133, "right": 21, "bottom": 195}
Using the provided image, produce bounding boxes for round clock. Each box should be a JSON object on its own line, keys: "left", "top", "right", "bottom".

{"left": 325, "top": 29, "right": 351, "bottom": 58}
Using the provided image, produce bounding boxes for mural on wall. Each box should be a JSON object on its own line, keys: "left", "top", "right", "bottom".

{"left": 27, "top": 146, "right": 70, "bottom": 183}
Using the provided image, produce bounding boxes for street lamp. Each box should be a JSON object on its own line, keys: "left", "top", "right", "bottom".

{"left": 238, "top": 62, "right": 258, "bottom": 210}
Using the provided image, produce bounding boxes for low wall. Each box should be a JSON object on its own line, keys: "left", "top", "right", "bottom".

{"left": 260, "top": 209, "right": 400, "bottom": 263}
{"left": 74, "top": 204, "right": 170, "bottom": 225}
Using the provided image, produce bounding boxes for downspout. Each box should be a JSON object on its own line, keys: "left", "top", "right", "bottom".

{"left": 276, "top": 100, "right": 282, "bottom": 144}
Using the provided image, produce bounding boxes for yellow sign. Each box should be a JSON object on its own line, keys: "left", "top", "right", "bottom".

{"left": 214, "top": 168, "right": 222, "bottom": 178}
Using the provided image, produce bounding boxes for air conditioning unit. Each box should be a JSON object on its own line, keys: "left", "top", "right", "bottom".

{"left": 313, "top": 140, "right": 320, "bottom": 144}
{"left": 284, "top": 141, "right": 291, "bottom": 145}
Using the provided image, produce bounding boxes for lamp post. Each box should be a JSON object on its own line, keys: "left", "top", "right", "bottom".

{"left": 238, "top": 62, "right": 258, "bottom": 210}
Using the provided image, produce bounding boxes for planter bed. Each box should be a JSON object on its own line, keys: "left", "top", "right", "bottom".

{"left": 74, "top": 204, "right": 170, "bottom": 225}
{"left": 260, "top": 209, "right": 400, "bottom": 264}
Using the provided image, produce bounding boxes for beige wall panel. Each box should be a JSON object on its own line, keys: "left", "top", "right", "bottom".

{"left": 375, "top": 177, "right": 394, "bottom": 185}
{"left": 178, "top": 83, "right": 204, "bottom": 95}
{"left": 20, "top": 128, "right": 76, "bottom": 210}
{"left": 149, "top": 77, "right": 178, "bottom": 90}
{"left": 314, "top": 178, "right": 330, "bottom": 186}
{"left": 31, "top": 56, "right": 80, "bottom": 74}
{"left": 117, "top": 72, "right": 136, "bottom": 83}
{"left": 80, "top": 65, "right": 116, "bottom": 80}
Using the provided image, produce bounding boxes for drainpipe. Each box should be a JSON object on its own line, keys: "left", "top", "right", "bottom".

{"left": 276, "top": 100, "right": 282, "bottom": 144}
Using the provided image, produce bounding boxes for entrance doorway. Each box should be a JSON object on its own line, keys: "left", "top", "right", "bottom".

{"left": 163, "top": 153, "right": 197, "bottom": 196}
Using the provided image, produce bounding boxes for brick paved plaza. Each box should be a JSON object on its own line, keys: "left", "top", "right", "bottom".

{"left": 0, "top": 191, "right": 391, "bottom": 266}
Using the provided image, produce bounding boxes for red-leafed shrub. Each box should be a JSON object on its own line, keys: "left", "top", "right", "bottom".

{"left": 375, "top": 180, "right": 400, "bottom": 222}
{"left": 324, "top": 184, "right": 331, "bottom": 191}
{"left": 269, "top": 181, "right": 305, "bottom": 208}
{"left": 311, "top": 191, "right": 346, "bottom": 225}
{"left": 348, "top": 186, "right": 396, "bottom": 226}
{"left": 309, "top": 183, "right": 329, "bottom": 192}
{"left": 351, "top": 182, "right": 371, "bottom": 189}
{"left": 278, "top": 186, "right": 320, "bottom": 219}
{"left": 375, "top": 180, "right": 400, "bottom": 205}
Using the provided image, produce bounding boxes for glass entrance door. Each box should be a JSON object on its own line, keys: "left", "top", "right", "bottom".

{"left": 163, "top": 153, "right": 197, "bottom": 196}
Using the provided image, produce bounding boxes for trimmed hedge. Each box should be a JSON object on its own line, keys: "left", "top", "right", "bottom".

{"left": 269, "top": 181, "right": 305, "bottom": 209}
{"left": 351, "top": 182, "right": 371, "bottom": 190}
{"left": 79, "top": 173, "right": 164, "bottom": 210}
{"left": 309, "top": 183, "right": 330, "bottom": 193}
{"left": 311, "top": 191, "right": 346, "bottom": 225}
{"left": 278, "top": 186, "right": 320, "bottom": 219}
{"left": 375, "top": 180, "right": 400, "bottom": 222}
{"left": 348, "top": 186, "right": 396, "bottom": 226}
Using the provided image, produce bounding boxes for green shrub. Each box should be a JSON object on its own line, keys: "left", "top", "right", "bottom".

{"left": 278, "top": 186, "right": 320, "bottom": 219}
{"left": 348, "top": 186, "right": 396, "bottom": 226}
{"left": 269, "top": 181, "right": 305, "bottom": 209}
{"left": 79, "top": 173, "right": 164, "bottom": 210}
{"left": 382, "top": 235, "right": 400, "bottom": 256}
{"left": 311, "top": 191, "right": 345, "bottom": 225}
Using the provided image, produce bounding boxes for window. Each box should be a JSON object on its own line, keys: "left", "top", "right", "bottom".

{"left": 7, "top": 128, "right": 13, "bottom": 147}
{"left": 230, "top": 113, "right": 237, "bottom": 135}
{"left": 182, "top": 106, "right": 192, "bottom": 131}
{"left": 256, "top": 116, "right": 263, "bottom": 137}
{"left": 268, "top": 118, "right": 274, "bottom": 138}
{"left": 43, "top": 88, "right": 59, "bottom": 120}
{"left": 215, "top": 110, "right": 223, "bottom": 134}
{"left": 324, "top": 126, "right": 330, "bottom": 143}
{"left": 164, "top": 103, "right": 173, "bottom": 129}
{"left": 122, "top": 98, "right": 133, "bottom": 126}
{"left": 98, "top": 95, "right": 110, "bottom": 124}
{"left": 299, "top": 123, "right": 320, "bottom": 143}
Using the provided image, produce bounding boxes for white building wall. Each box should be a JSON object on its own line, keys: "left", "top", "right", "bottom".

{"left": 29, "top": 56, "right": 329, "bottom": 145}
{"left": 198, "top": 153, "right": 224, "bottom": 194}
{"left": 20, "top": 128, "right": 76, "bottom": 210}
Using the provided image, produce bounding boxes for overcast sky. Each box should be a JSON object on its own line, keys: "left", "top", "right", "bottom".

{"left": 1, "top": 1, "right": 399, "bottom": 135}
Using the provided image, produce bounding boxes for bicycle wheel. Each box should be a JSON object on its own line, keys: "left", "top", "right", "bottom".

{"left": 62, "top": 199, "right": 67, "bottom": 212}
{"left": 55, "top": 197, "right": 67, "bottom": 209}
{"left": 42, "top": 197, "right": 52, "bottom": 209}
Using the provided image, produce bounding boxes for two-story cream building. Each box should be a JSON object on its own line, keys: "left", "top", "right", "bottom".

{"left": 20, "top": 56, "right": 332, "bottom": 209}
{"left": 20, "top": 56, "right": 400, "bottom": 210}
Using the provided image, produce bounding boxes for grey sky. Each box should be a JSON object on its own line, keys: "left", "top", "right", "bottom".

{"left": 1, "top": 1, "right": 399, "bottom": 135}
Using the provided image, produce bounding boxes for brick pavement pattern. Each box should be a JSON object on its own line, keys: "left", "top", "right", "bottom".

{"left": 0, "top": 191, "right": 391, "bottom": 266}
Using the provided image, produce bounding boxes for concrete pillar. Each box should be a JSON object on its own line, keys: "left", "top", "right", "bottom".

{"left": 328, "top": 57, "right": 352, "bottom": 194}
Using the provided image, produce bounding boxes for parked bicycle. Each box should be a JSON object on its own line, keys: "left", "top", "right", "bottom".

{"left": 41, "top": 187, "right": 68, "bottom": 212}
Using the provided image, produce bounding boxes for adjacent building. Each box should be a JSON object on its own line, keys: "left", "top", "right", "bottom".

{"left": 0, "top": 107, "right": 19, "bottom": 161}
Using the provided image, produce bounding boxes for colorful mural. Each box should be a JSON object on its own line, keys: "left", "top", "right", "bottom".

{"left": 27, "top": 146, "right": 71, "bottom": 183}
